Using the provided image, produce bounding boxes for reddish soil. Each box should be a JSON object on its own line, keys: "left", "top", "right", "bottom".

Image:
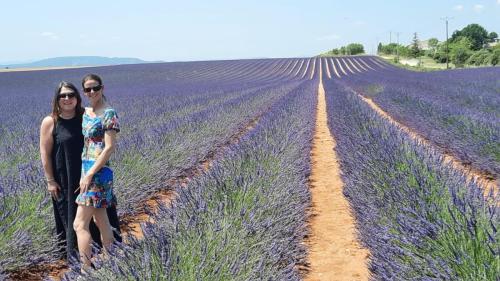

{"left": 6, "top": 260, "right": 66, "bottom": 281}
{"left": 304, "top": 66, "right": 370, "bottom": 281}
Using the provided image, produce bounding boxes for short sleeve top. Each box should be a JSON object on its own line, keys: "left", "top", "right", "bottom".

{"left": 82, "top": 107, "right": 120, "bottom": 163}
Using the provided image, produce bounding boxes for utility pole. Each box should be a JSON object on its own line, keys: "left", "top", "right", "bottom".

{"left": 396, "top": 32, "right": 400, "bottom": 62}
{"left": 390, "top": 31, "right": 392, "bottom": 44}
{"left": 441, "top": 17, "right": 453, "bottom": 69}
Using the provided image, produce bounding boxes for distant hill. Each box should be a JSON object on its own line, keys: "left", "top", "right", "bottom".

{"left": 0, "top": 56, "right": 162, "bottom": 69}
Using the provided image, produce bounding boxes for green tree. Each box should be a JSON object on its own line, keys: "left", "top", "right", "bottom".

{"left": 346, "top": 43, "right": 365, "bottom": 55}
{"left": 379, "top": 43, "right": 399, "bottom": 55}
{"left": 451, "top": 46, "right": 470, "bottom": 67}
{"left": 466, "top": 50, "right": 491, "bottom": 66}
{"left": 397, "top": 45, "right": 411, "bottom": 57}
{"left": 449, "top": 37, "right": 473, "bottom": 67}
{"left": 451, "top": 23, "right": 489, "bottom": 50}
{"left": 410, "top": 32, "right": 422, "bottom": 58}
{"left": 428, "top": 38, "right": 439, "bottom": 55}
{"left": 490, "top": 48, "right": 500, "bottom": 65}
{"left": 488, "top": 32, "right": 498, "bottom": 43}
{"left": 433, "top": 42, "right": 449, "bottom": 62}
{"left": 433, "top": 49, "right": 446, "bottom": 62}
{"left": 452, "top": 36, "right": 473, "bottom": 50}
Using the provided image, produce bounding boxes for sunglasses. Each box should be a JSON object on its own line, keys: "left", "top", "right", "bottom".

{"left": 83, "top": 85, "right": 102, "bottom": 93}
{"left": 58, "top": 92, "right": 76, "bottom": 99}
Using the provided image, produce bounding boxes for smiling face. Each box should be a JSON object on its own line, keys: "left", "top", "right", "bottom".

{"left": 83, "top": 79, "right": 104, "bottom": 106}
{"left": 58, "top": 86, "right": 78, "bottom": 113}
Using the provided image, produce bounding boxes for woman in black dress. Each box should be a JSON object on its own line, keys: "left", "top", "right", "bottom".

{"left": 39, "top": 81, "right": 121, "bottom": 262}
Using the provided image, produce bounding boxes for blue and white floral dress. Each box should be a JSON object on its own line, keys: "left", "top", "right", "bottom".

{"left": 75, "top": 107, "right": 120, "bottom": 208}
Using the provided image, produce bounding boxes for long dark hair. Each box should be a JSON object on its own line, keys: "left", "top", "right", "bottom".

{"left": 82, "top": 73, "right": 107, "bottom": 102}
{"left": 51, "top": 81, "right": 84, "bottom": 123}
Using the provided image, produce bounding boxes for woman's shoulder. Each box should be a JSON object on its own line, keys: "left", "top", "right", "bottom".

{"left": 103, "top": 107, "right": 117, "bottom": 113}
{"left": 40, "top": 116, "right": 55, "bottom": 133}
{"left": 41, "top": 115, "right": 55, "bottom": 126}
{"left": 103, "top": 107, "right": 119, "bottom": 118}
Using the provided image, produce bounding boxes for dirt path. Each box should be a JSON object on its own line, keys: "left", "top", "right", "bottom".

{"left": 304, "top": 64, "right": 370, "bottom": 281}
{"left": 329, "top": 58, "right": 341, "bottom": 78}
{"left": 358, "top": 93, "right": 498, "bottom": 196}
{"left": 335, "top": 58, "right": 348, "bottom": 76}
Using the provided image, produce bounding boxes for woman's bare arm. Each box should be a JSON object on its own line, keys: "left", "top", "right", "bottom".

{"left": 40, "top": 116, "right": 60, "bottom": 199}
{"left": 40, "top": 116, "right": 55, "bottom": 180}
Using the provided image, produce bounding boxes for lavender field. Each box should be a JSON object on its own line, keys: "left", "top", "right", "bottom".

{"left": 335, "top": 64, "right": 500, "bottom": 178}
{"left": 323, "top": 78, "right": 498, "bottom": 280}
{"left": 0, "top": 58, "right": 320, "bottom": 276}
{"left": 0, "top": 57, "right": 498, "bottom": 280}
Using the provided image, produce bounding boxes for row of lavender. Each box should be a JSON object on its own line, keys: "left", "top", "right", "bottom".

{"left": 337, "top": 65, "right": 500, "bottom": 178}
{"left": 0, "top": 58, "right": 313, "bottom": 274}
{"left": 63, "top": 79, "right": 318, "bottom": 280}
{"left": 323, "top": 77, "right": 498, "bottom": 280}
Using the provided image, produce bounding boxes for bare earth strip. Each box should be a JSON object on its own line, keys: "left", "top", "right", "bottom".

{"left": 358, "top": 93, "right": 498, "bottom": 196}
{"left": 305, "top": 66, "right": 370, "bottom": 281}
{"left": 323, "top": 58, "right": 332, "bottom": 79}
{"left": 335, "top": 58, "right": 348, "bottom": 76}
{"left": 329, "top": 58, "right": 341, "bottom": 78}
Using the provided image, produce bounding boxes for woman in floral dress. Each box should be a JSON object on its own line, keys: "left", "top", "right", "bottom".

{"left": 73, "top": 74, "right": 120, "bottom": 270}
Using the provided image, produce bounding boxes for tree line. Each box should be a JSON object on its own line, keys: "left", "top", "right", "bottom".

{"left": 321, "top": 43, "right": 365, "bottom": 56}
{"left": 378, "top": 24, "right": 499, "bottom": 67}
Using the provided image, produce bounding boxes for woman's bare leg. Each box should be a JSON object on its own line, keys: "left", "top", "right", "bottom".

{"left": 73, "top": 205, "right": 95, "bottom": 268}
{"left": 93, "top": 208, "right": 115, "bottom": 250}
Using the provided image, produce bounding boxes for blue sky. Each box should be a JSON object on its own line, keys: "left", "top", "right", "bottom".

{"left": 1, "top": 0, "right": 499, "bottom": 63}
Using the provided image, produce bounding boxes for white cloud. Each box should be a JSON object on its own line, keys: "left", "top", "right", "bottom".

{"left": 473, "top": 4, "right": 484, "bottom": 13}
{"left": 354, "top": 20, "right": 366, "bottom": 26}
{"left": 497, "top": 0, "right": 500, "bottom": 5}
{"left": 317, "top": 34, "right": 341, "bottom": 41}
{"left": 453, "top": 5, "right": 464, "bottom": 11}
{"left": 41, "top": 32, "right": 59, "bottom": 40}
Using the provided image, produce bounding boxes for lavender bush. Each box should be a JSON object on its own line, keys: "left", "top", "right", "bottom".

{"left": 323, "top": 77, "right": 499, "bottom": 280}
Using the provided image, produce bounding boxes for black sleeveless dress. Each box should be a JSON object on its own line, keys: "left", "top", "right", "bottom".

{"left": 51, "top": 115, "right": 122, "bottom": 261}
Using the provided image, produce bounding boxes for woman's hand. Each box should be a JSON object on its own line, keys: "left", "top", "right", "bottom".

{"left": 78, "top": 174, "right": 94, "bottom": 194}
{"left": 47, "top": 181, "right": 61, "bottom": 200}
